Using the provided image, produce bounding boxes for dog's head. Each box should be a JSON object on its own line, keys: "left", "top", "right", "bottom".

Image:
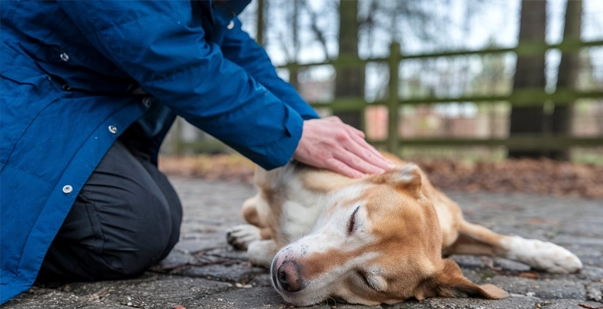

{"left": 271, "top": 165, "right": 507, "bottom": 306}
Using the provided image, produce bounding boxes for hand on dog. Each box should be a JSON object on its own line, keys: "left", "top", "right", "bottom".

{"left": 293, "top": 116, "right": 393, "bottom": 178}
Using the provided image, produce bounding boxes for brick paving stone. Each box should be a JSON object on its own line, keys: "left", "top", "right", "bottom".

{"left": 541, "top": 299, "right": 603, "bottom": 309}
{"left": 587, "top": 282, "right": 603, "bottom": 302}
{"left": 488, "top": 276, "right": 587, "bottom": 299}
{"left": 170, "top": 263, "right": 267, "bottom": 284}
{"left": 196, "top": 287, "right": 288, "bottom": 309}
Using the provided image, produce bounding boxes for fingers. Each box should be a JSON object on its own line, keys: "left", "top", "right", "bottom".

{"left": 333, "top": 150, "right": 383, "bottom": 176}
{"left": 348, "top": 125, "right": 366, "bottom": 139}
{"left": 342, "top": 125, "right": 394, "bottom": 171}
{"left": 293, "top": 117, "right": 394, "bottom": 178}
{"left": 348, "top": 132, "right": 386, "bottom": 161}
{"left": 324, "top": 158, "right": 365, "bottom": 178}
{"left": 334, "top": 140, "right": 386, "bottom": 175}
{"left": 325, "top": 116, "right": 365, "bottom": 139}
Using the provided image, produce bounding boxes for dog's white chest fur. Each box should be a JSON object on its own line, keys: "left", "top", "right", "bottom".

{"left": 279, "top": 177, "right": 330, "bottom": 243}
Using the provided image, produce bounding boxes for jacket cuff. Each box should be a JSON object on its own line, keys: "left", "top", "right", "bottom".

{"left": 258, "top": 104, "right": 304, "bottom": 170}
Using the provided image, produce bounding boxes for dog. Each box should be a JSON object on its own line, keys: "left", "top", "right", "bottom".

{"left": 226, "top": 157, "right": 582, "bottom": 306}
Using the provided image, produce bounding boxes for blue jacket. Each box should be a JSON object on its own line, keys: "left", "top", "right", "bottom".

{"left": 0, "top": 0, "right": 318, "bottom": 303}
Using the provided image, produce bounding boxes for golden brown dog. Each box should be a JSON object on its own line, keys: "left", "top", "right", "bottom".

{"left": 227, "top": 157, "right": 582, "bottom": 306}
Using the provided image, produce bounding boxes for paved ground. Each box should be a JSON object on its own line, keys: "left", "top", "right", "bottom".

{"left": 4, "top": 177, "right": 603, "bottom": 309}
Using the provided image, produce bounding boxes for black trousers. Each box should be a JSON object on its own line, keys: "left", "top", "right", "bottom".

{"left": 37, "top": 140, "right": 182, "bottom": 282}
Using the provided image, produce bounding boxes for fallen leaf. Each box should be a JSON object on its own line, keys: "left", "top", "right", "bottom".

{"left": 519, "top": 272, "right": 539, "bottom": 279}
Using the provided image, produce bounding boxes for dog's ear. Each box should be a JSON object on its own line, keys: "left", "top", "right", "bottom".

{"left": 390, "top": 164, "right": 423, "bottom": 197}
{"left": 369, "top": 164, "right": 423, "bottom": 197}
{"left": 413, "top": 259, "right": 508, "bottom": 301}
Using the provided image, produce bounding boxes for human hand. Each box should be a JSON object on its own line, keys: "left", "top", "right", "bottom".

{"left": 293, "top": 116, "right": 394, "bottom": 178}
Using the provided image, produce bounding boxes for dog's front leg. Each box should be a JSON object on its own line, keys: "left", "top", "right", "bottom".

{"left": 247, "top": 239, "right": 279, "bottom": 268}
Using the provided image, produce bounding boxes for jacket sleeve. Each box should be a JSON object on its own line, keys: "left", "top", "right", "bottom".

{"left": 221, "top": 18, "right": 319, "bottom": 120}
{"left": 56, "top": 1, "right": 301, "bottom": 170}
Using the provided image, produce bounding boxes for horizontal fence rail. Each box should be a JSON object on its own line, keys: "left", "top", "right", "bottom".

{"left": 309, "top": 89, "right": 603, "bottom": 110}
{"left": 369, "top": 136, "right": 603, "bottom": 150}
{"left": 280, "top": 40, "right": 603, "bottom": 154}
{"left": 277, "top": 40, "right": 603, "bottom": 70}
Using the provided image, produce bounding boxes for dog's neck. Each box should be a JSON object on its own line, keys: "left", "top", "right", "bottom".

{"left": 275, "top": 163, "right": 364, "bottom": 244}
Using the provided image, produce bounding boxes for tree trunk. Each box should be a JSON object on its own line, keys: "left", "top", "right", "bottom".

{"left": 334, "top": 0, "right": 364, "bottom": 129}
{"left": 508, "top": 0, "right": 547, "bottom": 159}
{"left": 550, "top": 0, "right": 582, "bottom": 160}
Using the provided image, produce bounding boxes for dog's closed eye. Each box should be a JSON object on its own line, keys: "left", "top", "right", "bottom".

{"left": 347, "top": 206, "right": 360, "bottom": 235}
{"left": 356, "top": 270, "right": 385, "bottom": 291}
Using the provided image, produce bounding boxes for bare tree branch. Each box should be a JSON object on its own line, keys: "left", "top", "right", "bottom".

{"left": 301, "top": 0, "right": 331, "bottom": 60}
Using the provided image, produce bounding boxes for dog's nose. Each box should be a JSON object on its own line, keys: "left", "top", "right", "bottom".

{"left": 276, "top": 261, "right": 305, "bottom": 293}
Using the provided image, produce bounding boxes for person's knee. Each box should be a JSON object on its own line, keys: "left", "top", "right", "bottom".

{"left": 80, "top": 182, "right": 181, "bottom": 280}
{"left": 41, "top": 140, "right": 183, "bottom": 281}
{"left": 102, "top": 189, "right": 180, "bottom": 277}
{"left": 100, "top": 239, "right": 168, "bottom": 278}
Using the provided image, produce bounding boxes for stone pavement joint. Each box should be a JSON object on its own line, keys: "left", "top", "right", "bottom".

{"left": 4, "top": 177, "right": 603, "bottom": 309}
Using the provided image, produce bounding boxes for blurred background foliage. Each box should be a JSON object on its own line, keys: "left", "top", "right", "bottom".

{"left": 160, "top": 0, "right": 603, "bottom": 196}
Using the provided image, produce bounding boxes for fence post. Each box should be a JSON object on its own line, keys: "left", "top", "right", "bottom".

{"left": 174, "top": 117, "right": 183, "bottom": 156}
{"left": 255, "top": 0, "right": 264, "bottom": 46}
{"left": 289, "top": 63, "right": 299, "bottom": 90}
{"left": 387, "top": 42, "right": 401, "bottom": 154}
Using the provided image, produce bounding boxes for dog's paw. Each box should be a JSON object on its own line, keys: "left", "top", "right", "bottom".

{"left": 248, "top": 239, "right": 277, "bottom": 268}
{"left": 226, "top": 224, "right": 261, "bottom": 251}
{"left": 503, "top": 236, "right": 582, "bottom": 274}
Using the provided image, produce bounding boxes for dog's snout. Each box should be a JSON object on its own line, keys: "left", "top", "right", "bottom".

{"left": 276, "top": 260, "right": 305, "bottom": 293}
